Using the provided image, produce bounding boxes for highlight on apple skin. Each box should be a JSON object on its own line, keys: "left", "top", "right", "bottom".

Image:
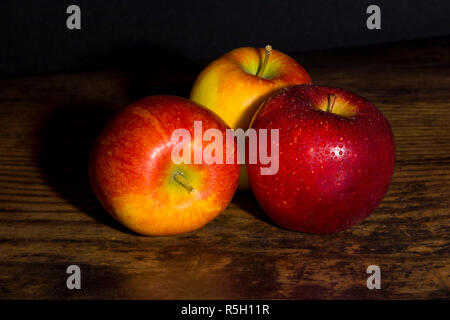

{"left": 247, "top": 85, "right": 396, "bottom": 234}
{"left": 89, "top": 95, "right": 241, "bottom": 236}
{"left": 190, "top": 45, "right": 312, "bottom": 189}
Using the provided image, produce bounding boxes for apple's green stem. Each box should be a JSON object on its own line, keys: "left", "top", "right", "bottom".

{"left": 173, "top": 170, "right": 194, "bottom": 193}
{"left": 327, "top": 94, "right": 337, "bottom": 113}
{"left": 256, "top": 44, "right": 272, "bottom": 78}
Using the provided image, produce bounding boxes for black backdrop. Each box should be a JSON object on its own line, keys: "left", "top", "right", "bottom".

{"left": 1, "top": 0, "right": 449, "bottom": 77}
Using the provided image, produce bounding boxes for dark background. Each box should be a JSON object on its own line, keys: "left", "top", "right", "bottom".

{"left": 1, "top": 0, "right": 449, "bottom": 77}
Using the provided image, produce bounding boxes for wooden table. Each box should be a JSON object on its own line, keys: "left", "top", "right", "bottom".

{"left": 0, "top": 38, "right": 449, "bottom": 299}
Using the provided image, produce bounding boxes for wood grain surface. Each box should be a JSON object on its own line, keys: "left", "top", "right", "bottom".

{"left": 0, "top": 38, "right": 449, "bottom": 299}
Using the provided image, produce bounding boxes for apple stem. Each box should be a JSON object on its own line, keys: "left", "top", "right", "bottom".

{"left": 256, "top": 44, "right": 272, "bottom": 78}
{"left": 173, "top": 170, "right": 194, "bottom": 193}
{"left": 327, "top": 94, "right": 337, "bottom": 113}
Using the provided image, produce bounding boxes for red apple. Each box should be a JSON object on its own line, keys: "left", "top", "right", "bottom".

{"left": 89, "top": 95, "right": 240, "bottom": 236}
{"left": 247, "top": 85, "right": 395, "bottom": 234}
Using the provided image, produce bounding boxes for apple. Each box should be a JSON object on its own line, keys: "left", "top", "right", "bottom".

{"left": 246, "top": 85, "right": 395, "bottom": 234}
{"left": 89, "top": 95, "right": 240, "bottom": 236}
{"left": 190, "top": 45, "right": 312, "bottom": 189}
{"left": 190, "top": 45, "right": 312, "bottom": 129}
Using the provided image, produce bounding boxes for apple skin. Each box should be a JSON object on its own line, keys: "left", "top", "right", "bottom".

{"left": 190, "top": 46, "right": 311, "bottom": 189}
{"left": 247, "top": 85, "right": 395, "bottom": 234}
{"left": 89, "top": 95, "right": 240, "bottom": 236}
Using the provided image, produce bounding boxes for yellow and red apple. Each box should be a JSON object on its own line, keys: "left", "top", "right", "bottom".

{"left": 190, "top": 45, "right": 312, "bottom": 188}
{"left": 89, "top": 95, "right": 240, "bottom": 236}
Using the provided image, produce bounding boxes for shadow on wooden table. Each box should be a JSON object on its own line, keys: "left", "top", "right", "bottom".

{"left": 232, "top": 190, "right": 278, "bottom": 227}
{"left": 37, "top": 104, "right": 137, "bottom": 235}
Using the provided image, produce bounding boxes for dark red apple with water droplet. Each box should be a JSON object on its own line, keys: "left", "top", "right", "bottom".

{"left": 247, "top": 85, "right": 395, "bottom": 234}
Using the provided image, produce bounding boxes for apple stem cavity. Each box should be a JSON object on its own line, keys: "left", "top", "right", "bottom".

{"left": 327, "top": 94, "right": 337, "bottom": 113}
{"left": 256, "top": 44, "right": 272, "bottom": 78}
{"left": 173, "top": 170, "right": 194, "bottom": 193}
